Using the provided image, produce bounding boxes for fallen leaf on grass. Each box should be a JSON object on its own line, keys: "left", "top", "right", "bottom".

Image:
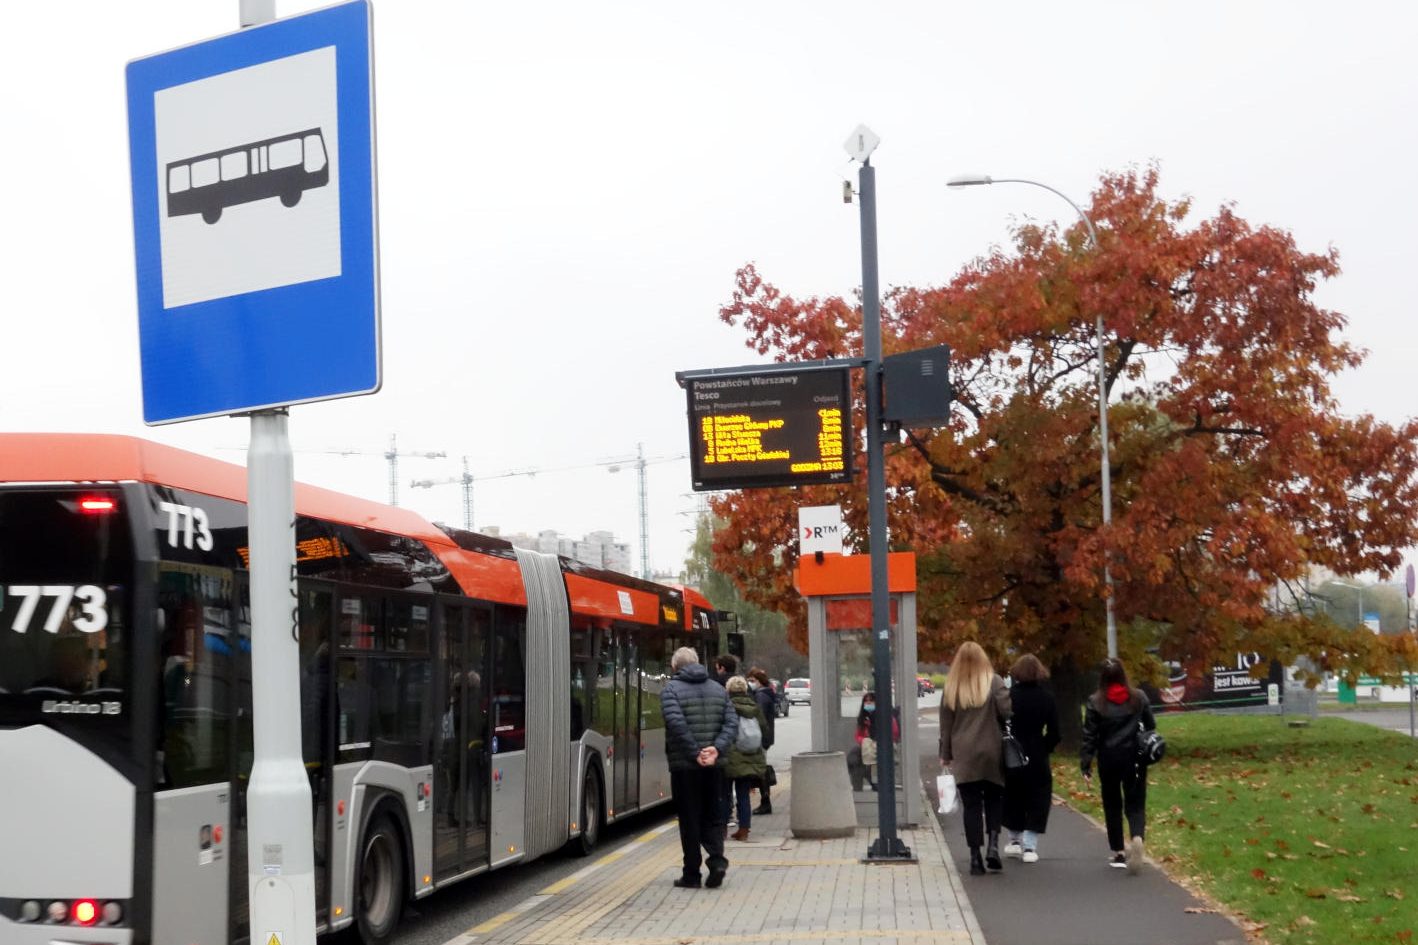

{"left": 1312, "top": 839, "right": 1332, "bottom": 849}
{"left": 1334, "top": 893, "right": 1365, "bottom": 903}
{"left": 1388, "top": 889, "right": 1406, "bottom": 900}
{"left": 1304, "top": 888, "right": 1327, "bottom": 899}
{"left": 1292, "top": 916, "right": 1316, "bottom": 928}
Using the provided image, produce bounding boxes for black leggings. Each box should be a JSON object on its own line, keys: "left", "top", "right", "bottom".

{"left": 1099, "top": 763, "right": 1147, "bottom": 851}
{"left": 957, "top": 780, "right": 1003, "bottom": 849}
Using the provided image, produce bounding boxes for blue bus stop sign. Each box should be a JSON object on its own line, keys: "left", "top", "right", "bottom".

{"left": 126, "top": 0, "right": 379, "bottom": 424}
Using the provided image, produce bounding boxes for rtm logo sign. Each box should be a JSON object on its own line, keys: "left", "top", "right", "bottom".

{"left": 798, "top": 505, "right": 844, "bottom": 555}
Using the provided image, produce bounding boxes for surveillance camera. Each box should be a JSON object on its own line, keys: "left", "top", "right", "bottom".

{"left": 842, "top": 180, "right": 853, "bottom": 204}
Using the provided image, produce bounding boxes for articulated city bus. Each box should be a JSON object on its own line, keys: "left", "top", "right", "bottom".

{"left": 0, "top": 434, "right": 719, "bottom": 945}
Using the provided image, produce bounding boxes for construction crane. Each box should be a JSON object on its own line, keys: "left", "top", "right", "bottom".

{"left": 408, "top": 457, "right": 540, "bottom": 532}
{"left": 603, "top": 444, "right": 687, "bottom": 579}
{"left": 411, "top": 446, "right": 686, "bottom": 578}
{"left": 224, "top": 434, "right": 446, "bottom": 506}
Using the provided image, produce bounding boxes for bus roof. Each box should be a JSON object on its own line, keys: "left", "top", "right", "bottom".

{"left": 0, "top": 433, "right": 454, "bottom": 549}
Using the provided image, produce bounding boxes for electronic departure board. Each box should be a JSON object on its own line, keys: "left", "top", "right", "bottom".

{"left": 684, "top": 365, "right": 854, "bottom": 491}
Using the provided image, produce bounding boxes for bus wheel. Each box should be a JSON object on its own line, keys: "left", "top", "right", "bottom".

{"left": 355, "top": 815, "right": 404, "bottom": 943}
{"left": 201, "top": 207, "right": 221, "bottom": 224}
{"left": 281, "top": 191, "right": 302, "bottom": 208}
{"left": 571, "top": 764, "right": 603, "bottom": 857}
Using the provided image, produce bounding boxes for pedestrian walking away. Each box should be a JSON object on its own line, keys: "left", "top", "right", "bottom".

{"left": 938, "top": 641, "right": 1012, "bottom": 876}
{"left": 660, "top": 646, "right": 738, "bottom": 888}
{"left": 1000, "top": 654, "right": 1060, "bottom": 864}
{"left": 724, "top": 675, "right": 768, "bottom": 841}
{"left": 1079, "top": 657, "right": 1157, "bottom": 874}
{"left": 747, "top": 667, "right": 777, "bottom": 814}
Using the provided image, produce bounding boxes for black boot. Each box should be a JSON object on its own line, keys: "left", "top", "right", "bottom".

{"left": 969, "top": 848, "right": 986, "bottom": 876}
{"left": 985, "top": 831, "right": 1003, "bottom": 871}
{"left": 753, "top": 802, "right": 772, "bottom": 815}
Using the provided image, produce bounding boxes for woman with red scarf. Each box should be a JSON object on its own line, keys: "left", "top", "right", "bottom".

{"left": 1080, "top": 658, "right": 1157, "bottom": 873}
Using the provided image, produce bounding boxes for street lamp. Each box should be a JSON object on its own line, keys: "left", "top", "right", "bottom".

{"left": 947, "top": 174, "right": 1118, "bottom": 659}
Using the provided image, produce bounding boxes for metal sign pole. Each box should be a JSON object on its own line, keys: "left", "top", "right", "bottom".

{"left": 854, "top": 149, "right": 911, "bottom": 861}
{"left": 247, "top": 410, "right": 316, "bottom": 945}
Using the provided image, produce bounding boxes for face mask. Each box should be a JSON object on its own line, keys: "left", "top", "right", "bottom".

{"left": 864, "top": 704, "right": 876, "bottom": 713}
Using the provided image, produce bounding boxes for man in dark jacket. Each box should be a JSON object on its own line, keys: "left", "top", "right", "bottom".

{"left": 662, "top": 646, "right": 738, "bottom": 888}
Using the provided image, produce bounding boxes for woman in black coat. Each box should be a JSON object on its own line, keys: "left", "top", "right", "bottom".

{"left": 1001, "top": 654, "right": 1060, "bottom": 863}
{"left": 1080, "top": 657, "right": 1158, "bottom": 873}
{"left": 748, "top": 668, "right": 777, "bottom": 814}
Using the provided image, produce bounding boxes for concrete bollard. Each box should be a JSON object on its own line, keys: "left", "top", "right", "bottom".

{"left": 789, "top": 751, "right": 857, "bottom": 839}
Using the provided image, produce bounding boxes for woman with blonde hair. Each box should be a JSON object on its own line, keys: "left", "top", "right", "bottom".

{"left": 939, "top": 641, "right": 1012, "bottom": 875}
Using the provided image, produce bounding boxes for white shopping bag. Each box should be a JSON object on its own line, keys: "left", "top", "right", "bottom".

{"left": 936, "top": 772, "right": 958, "bottom": 814}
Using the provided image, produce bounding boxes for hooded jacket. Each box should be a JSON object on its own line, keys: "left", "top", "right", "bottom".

{"left": 725, "top": 692, "right": 767, "bottom": 780}
{"left": 660, "top": 662, "right": 738, "bottom": 772}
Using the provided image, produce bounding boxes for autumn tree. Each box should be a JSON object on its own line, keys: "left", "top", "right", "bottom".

{"left": 709, "top": 167, "right": 1418, "bottom": 738}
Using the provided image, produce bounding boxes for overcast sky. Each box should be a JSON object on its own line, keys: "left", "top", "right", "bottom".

{"left": 1, "top": 1, "right": 1413, "bottom": 581}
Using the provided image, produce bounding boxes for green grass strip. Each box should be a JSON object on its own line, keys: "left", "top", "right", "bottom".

{"left": 1053, "top": 715, "right": 1418, "bottom": 945}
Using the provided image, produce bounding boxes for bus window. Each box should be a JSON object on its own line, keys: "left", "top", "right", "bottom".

{"left": 370, "top": 659, "right": 431, "bottom": 767}
{"left": 157, "top": 565, "right": 234, "bottom": 789}
{"left": 639, "top": 637, "right": 668, "bottom": 731}
{"left": 304, "top": 133, "right": 327, "bottom": 172}
{"left": 336, "top": 656, "right": 371, "bottom": 758}
{"left": 269, "top": 137, "right": 302, "bottom": 171}
{"left": 191, "top": 157, "right": 219, "bottom": 188}
{"left": 168, "top": 165, "right": 191, "bottom": 194}
{"left": 220, "top": 151, "right": 247, "bottom": 181}
{"left": 387, "top": 599, "right": 430, "bottom": 653}
{"left": 491, "top": 607, "right": 526, "bottom": 753}
{"left": 338, "top": 593, "right": 382, "bottom": 650}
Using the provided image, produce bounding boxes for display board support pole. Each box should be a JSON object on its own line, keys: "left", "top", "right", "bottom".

{"left": 247, "top": 409, "right": 317, "bottom": 945}
{"left": 857, "top": 160, "right": 912, "bottom": 861}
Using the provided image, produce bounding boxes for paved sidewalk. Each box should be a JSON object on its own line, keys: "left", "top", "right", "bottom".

{"left": 444, "top": 769, "right": 984, "bottom": 945}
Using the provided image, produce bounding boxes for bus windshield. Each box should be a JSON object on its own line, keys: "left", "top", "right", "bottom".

{"left": 0, "top": 489, "right": 132, "bottom": 722}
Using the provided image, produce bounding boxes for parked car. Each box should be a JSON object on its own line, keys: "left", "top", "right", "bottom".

{"left": 770, "top": 678, "right": 790, "bottom": 716}
{"left": 784, "top": 677, "right": 812, "bottom": 705}
{"left": 916, "top": 675, "right": 935, "bottom": 695}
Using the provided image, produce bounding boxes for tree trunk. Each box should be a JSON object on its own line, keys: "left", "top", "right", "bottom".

{"left": 1050, "top": 658, "right": 1089, "bottom": 752}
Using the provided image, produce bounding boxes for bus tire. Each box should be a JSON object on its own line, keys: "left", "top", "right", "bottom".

{"left": 354, "top": 814, "right": 404, "bottom": 944}
{"left": 281, "top": 190, "right": 302, "bottom": 208}
{"left": 202, "top": 207, "right": 221, "bottom": 224}
{"left": 570, "top": 762, "right": 604, "bottom": 857}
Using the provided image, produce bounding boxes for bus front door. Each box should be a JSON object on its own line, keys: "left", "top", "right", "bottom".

{"left": 433, "top": 603, "right": 491, "bottom": 881}
{"left": 613, "top": 628, "right": 640, "bottom": 816}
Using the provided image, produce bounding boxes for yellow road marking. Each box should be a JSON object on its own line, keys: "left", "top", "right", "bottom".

{"left": 468, "top": 911, "right": 517, "bottom": 935}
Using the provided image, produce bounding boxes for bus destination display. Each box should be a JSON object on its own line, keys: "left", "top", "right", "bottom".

{"left": 686, "top": 366, "right": 853, "bottom": 490}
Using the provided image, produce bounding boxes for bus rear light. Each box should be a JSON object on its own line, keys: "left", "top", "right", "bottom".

{"left": 18, "top": 900, "right": 40, "bottom": 922}
{"left": 337, "top": 800, "right": 346, "bottom": 816}
{"left": 73, "top": 900, "right": 98, "bottom": 926}
{"left": 46, "top": 900, "right": 68, "bottom": 923}
{"left": 79, "top": 496, "right": 118, "bottom": 513}
{"left": 101, "top": 901, "right": 124, "bottom": 925}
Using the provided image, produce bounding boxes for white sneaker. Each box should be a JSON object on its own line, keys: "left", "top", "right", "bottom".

{"left": 1003, "top": 841, "right": 1023, "bottom": 858}
{"left": 1108, "top": 853, "right": 1127, "bottom": 869}
{"left": 1127, "top": 836, "right": 1143, "bottom": 874}
{"left": 1022, "top": 849, "right": 1039, "bottom": 864}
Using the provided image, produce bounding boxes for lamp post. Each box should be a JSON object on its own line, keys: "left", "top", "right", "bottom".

{"left": 946, "top": 174, "right": 1118, "bottom": 660}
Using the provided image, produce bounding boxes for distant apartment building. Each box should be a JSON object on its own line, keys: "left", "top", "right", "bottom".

{"left": 485, "top": 526, "right": 633, "bottom": 574}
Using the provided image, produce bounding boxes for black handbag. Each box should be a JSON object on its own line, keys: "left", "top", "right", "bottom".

{"left": 1137, "top": 721, "right": 1167, "bottom": 765}
{"left": 1002, "top": 719, "right": 1029, "bottom": 770}
{"left": 762, "top": 764, "right": 778, "bottom": 787}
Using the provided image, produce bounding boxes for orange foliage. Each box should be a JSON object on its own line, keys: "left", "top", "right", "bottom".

{"left": 709, "top": 167, "right": 1418, "bottom": 679}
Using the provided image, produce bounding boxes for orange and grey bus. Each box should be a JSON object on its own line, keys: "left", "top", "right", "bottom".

{"left": 0, "top": 434, "right": 719, "bottom": 944}
{"left": 166, "top": 128, "right": 329, "bottom": 225}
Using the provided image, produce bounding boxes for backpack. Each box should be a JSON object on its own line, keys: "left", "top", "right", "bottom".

{"left": 1137, "top": 721, "right": 1166, "bottom": 765}
{"left": 736, "top": 714, "right": 763, "bottom": 752}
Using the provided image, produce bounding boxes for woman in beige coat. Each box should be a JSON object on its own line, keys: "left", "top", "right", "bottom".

{"left": 939, "top": 641, "right": 1012, "bottom": 875}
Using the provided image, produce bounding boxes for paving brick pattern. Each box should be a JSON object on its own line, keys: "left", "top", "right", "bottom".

{"left": 456, "top": 774, "right": 984, "bottom": 945}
